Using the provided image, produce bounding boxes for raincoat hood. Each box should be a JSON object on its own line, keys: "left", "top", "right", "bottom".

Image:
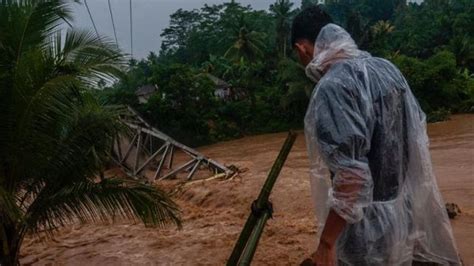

{"left": 305, "top": 23, "right": 369, "bottom": 83}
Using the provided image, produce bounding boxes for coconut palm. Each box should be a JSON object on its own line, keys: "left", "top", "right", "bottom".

{"left": 0, "top": 1, "right": 180, "bottom": 265}
{"left": 269, "top": 0, "right": 294, "bottom": 58}
{"left": 370, "top": 20, "right": 395, "bottom": 55}
{"left": 224, "top": 16, "right": 266, "bottom": 64}
{"left": 372, "top": 20, "right": 395, "bottom": 36}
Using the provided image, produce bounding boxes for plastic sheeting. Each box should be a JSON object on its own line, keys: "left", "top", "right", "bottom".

{"left": 304, "top": 24, "right": 460, "bottom": 265}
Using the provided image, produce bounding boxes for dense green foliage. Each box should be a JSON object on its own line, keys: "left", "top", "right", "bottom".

{"left": 0, "top": 1, "right": 180, "bottom": 264}
{"left": 103, "top": 0, "right": 474, "bottom": 146}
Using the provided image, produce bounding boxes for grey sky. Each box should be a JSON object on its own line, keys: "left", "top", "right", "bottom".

{"left": 71, "top": 0, "right": 300, "bottom": 59}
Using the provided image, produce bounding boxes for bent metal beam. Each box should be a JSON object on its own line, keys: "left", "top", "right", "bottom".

{"left": 113, "top": 106, "right": 231, "bottom": 181}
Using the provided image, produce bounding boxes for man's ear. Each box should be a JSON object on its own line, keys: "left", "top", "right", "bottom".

{"left": 294, "top": 41, "right": 314, "bottom": 66}
{"left": 294, "top": 43, "right": 306, "bottom": 56}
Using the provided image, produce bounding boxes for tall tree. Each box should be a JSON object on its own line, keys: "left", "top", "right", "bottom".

{"left": 270, "top": 0, "right": 294, "bottom": 57}
{"left": 159, "top": 8, "right": 200, "bottom": 53}
{"left": 369, "top": 20, "right": 395, "bottom": 55}
{"left": 0, "top": 1, "right": 180, "bottom": 265}
{"left": 224, "top": 24, "right": 265, "bottom": 63}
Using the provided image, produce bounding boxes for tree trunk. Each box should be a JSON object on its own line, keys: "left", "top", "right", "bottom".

{"left": 0, "top": 224, "right": 22, "bottom": 266}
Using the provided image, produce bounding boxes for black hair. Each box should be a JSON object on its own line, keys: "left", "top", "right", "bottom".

{"left": 291, "top": 5, "right": 333, "bottom": 46}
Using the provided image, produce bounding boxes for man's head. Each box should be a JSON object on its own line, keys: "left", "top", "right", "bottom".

{"left": 291, "top": 5, "right": 333, "bottom": 66}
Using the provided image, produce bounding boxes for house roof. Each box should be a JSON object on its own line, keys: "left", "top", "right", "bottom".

{"left": 135, "top": 84, "right": 157, "bottom": 96}
{"left": 205, "top": 74, "right": 230, "bottom": 88}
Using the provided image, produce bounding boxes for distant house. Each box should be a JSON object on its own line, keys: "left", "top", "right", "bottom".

{"left": 205, "top": 74, "right": 247, "bottom": 101}
{"left": 206, "top": 74, "right": 231, "bottom": 100}
{"left": 135, "top": 84, "right": 158, "bottom": 104}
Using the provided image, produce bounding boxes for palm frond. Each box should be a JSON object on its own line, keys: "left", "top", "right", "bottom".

{"left": 14, "top": 92, "right": 127, "bottom": 214}
{"left": 0, "top": 0, "right": 73, "bottom": 65}
{"left": 0, "top": 1, "right": 169, "bottom": 264}
{"left": 224, "top": 26, "right": 266, "bottom": 63}
{"left": 54, "top": 29, "right": 126, "bottom": 85}
{"left": 0, "top": 186, "right": 22, "bottom": 223}
{"left": 36, "top": 90, "right": 119, "bottom": 177}
{"left": 25, "top": 178, "right": 181, "bottom": 234}
{"left": 2, "top": 75, "right": 80, "bottom": 191}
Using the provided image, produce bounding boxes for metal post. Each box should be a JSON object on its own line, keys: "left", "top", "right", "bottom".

{"left": 153, "top": 144, "right": 170, "bottom": 180}
{"left": 238, "top": 210, "right": 272, "bottom": 265}
{"left": 187, "top": 159, "right": 202, "bottom": 180}
{"left": 135, "top": 143, "right": 167, "bottom": 175}
{"left": 168, "top": 145, "right": 174, "bottom": 169}
{"left": 120, "top": 132, "right": 138, "bottom": 164}
{"left": 227, "top": 132, "right": 297, "bottom": 265}
{"left": 134, "top": 130, "right": 142, "bottom": 172}
{"left": 160, "top": 158, "right": 197, "bottom": 180}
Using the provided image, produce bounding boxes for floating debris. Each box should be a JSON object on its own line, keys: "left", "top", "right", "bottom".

{"left": 446, "top": 203, "right": 461, "bottom": 219}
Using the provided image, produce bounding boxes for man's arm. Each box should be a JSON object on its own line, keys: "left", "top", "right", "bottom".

{"left": 309, "top": 81, "right": 373, "bottom": 265}
{"left": 319, "top": 209, "right": 347, "bottom": 248}
{"left": 311, "top": 209, "right": 346, "bottom": 264}
{"left": 312, "top": 171, "right": 363, "bottom": 265}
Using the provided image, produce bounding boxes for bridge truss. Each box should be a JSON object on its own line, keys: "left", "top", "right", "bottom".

{"left": 113, "top": 107, "right": 231, "bottom": 181}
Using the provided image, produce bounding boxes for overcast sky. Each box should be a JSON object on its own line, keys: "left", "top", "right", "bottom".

{"left": 70, "top": 0, "right": 301, "bottom": 59}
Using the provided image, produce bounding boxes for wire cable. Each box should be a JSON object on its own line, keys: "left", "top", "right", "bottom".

{"left": 129, "top": 0, "right": 133, "bottom": 58}
{"left": 84, "top": 0, "right": 99, "bottom": 37}
{"left": 107, "top": 0, "right": 119, "bottom": 48}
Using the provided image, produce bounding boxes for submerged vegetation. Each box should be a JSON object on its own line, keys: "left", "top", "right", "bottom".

{"left": 102, "top": 0, "right": 474, "bottom": 146}
{"left": 0, "top": 1, "right": 180, "bottom": 265}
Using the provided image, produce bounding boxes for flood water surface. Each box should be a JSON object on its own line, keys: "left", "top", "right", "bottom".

{"left": 20, "top": 114, "right": 474, "bottom": 265}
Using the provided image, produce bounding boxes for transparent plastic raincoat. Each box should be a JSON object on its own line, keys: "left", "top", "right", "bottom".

{"left": 304, "top": 24, "right": 460, "bottom": 265}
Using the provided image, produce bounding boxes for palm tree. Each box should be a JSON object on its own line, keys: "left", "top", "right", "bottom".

{"left": 0, "top": 1, "right": 180, "bottom": 265}
{"left": 370, "top": 20, "right": 395, "bottom": 55}
{"left": 269, "top": 0, "right": 294, "bottom": 58}
{"left": 277, "top": 58, "right": 314, "bottom": 114}
{"left": 224, "top": 16, "right": 266, "bottom": 64}
{"left": 372, "top": 20, "right": 395, "bottom": 36}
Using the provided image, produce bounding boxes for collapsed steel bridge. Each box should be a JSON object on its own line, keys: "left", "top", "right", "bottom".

{"left": 113, "top": 107, "right": 231, "bottom": 181}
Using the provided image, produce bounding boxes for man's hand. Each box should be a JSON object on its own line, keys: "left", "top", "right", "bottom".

{"left": 312, "top": 240, "right": 337, "bottom": 266}
{"left": 305, "top": 209, "right": 346, "bottom": 266}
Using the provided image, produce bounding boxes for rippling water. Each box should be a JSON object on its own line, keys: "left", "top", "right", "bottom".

{"left": 20, "top": 114, "right": 474, "bottom": 265}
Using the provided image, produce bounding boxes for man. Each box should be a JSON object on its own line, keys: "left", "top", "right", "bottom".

{"left": 292, "top": 6, "right": 461, "bottom": 266}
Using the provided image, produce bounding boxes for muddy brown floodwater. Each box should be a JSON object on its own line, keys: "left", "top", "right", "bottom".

{"left": 20, "top": 114, "right": 474, "bottom": 265}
